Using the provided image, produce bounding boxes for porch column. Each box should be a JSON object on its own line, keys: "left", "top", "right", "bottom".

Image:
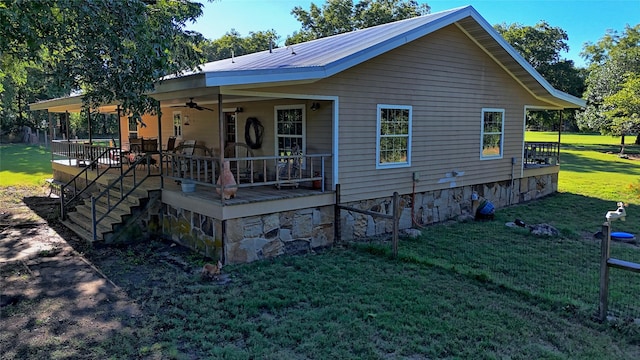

{"left": 65, "top": 111, "right": 70, "bottom": 141}
{"left": 87, "top": 108, "right": 93, "bottom": 145}
{"left": 47, "top": 111, "right": 53, "bottom": 150}
{"left": 157, "top": 102, "right": 163, "bottom": 187}
{"left": 558, "top": 110, "right": 562, "bottom": 163}
{"left": 117, "top": 105, "right": 123, "bottom": 178}
{"left": 218, "top": 93, "right": 225, "bottom": 203}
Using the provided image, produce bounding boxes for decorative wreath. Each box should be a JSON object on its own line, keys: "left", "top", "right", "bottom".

{"left": 244, "top": 117, "right": 264, "bottom": 149}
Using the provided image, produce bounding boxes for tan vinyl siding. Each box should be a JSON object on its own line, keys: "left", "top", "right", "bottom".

{"left": 238, "top": 24, "right": 553, "bottom": 201}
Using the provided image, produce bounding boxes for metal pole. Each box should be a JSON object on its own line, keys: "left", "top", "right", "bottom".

{"left": 92, "top": 197, "right": 97, "bottom": 242}
{"left": 599, "top": 221, "right": 611, "bottom": 322}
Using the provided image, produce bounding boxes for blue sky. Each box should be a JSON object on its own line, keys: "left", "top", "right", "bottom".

{"left": 187, "top": 0, "right": 639, "bottom": 67}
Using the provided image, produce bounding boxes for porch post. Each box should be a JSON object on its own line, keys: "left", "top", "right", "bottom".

{"left": 557, "top": 110, "right": 562, "bottom": 163}
{"left": 65, "top": 111, "right": 70, "bottom": 140}
{"left": 87, "top": 108, "right": 93, "bottom": 145}
{"left": 48, "top": 112, "right": 53, "bottom": 151}
{"left": 218, "top": 93, "right": 225, "bottom": 203}
{"left": 157, "top": 102, "right": 163, "bottom": 187}
{"left": 117, "top": 105, "right": 123, "bottom": 178}
{"left": 65, "top": 111, "right": 71, "bottom": 166}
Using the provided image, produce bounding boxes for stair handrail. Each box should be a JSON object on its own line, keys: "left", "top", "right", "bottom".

{"left": 91, "top": 154, "right": 159, "bottom": 242}
{"left": 60, "top": 146, "right": 119, "bottom": 220}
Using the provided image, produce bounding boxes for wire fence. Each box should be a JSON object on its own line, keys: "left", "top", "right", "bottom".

{"left": 356, "top": 216, "right": 640, "bottom": 322}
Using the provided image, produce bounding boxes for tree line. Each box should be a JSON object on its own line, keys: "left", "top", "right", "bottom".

{"left": 1, "top": 0, "right": 638, "bottom": 142}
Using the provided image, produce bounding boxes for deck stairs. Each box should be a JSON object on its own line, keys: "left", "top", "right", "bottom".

{"left": 61, "top": 177, "right": 155, "bottom": 243}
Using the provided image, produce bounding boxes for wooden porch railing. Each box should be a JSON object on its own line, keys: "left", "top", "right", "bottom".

{"left": 161, "top": 153, "right": 331, "bottom": 193}
{"left": 524, "top": 141, "right": 559, "bottom": 166}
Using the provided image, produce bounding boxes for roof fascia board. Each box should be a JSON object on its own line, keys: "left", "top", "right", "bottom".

{"left": 29, "top": 94, "right": 84, "bottom": 112}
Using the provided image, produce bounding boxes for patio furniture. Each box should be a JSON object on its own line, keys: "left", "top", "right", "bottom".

{"left": 224, "top": 142, "right": 254, "bottom": 183}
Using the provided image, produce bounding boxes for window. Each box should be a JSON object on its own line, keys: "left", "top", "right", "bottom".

{"left": 376, "top": 104, "right": 412, "bottom": 168}
{"left": 480, "top": 109, "right": 504, "bottom": 159}
{"left": 172, "top": 111, "right": 182, "bottom": 138}
{"left": 275, "top": 105, "right": 305, "bottom": 157}
{"left": 128, "top": 116, "right": 138, "bottom": 139}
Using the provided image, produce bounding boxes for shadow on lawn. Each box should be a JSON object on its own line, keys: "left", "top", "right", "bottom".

{"left": 560, "top": 150, "right": 640, "bottom": 176}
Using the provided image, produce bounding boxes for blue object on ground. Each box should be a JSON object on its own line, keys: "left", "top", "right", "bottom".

{"left": 478, "top": 200, "right": 495, "bottom": 215}
{"left": 611, "top": 231, "right": 635, "bottom": 241}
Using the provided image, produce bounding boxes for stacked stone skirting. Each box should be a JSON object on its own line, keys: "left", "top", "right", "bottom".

{"left": 162, "top": 173, "right": 557, "bottom": 264}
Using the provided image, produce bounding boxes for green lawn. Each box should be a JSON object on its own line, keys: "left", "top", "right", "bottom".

{"left": 0, "top": 143, "right": 52, "bottom": 186}
{"left": 4, "top": 136, "right": 640, "bottom": 359}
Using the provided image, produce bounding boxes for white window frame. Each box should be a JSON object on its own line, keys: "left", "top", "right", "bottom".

{"left": 480, "top": 108, "right": 505, "bottom": 160}
{"left": 172, "top": 111, "right": 183, "bottom": 139}
{"left": 376, "top": 104, "right": 412, "bottom": 169}
{"left": 274, "top": 104, "right": 306, "bottom": 158}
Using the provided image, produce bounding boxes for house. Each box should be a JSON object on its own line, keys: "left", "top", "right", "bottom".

{"left": 30, "top": 6, "right": 585, "bottom": 264}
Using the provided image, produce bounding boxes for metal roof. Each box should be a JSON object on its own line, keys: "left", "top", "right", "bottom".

{"left": 31, "top": 5, "right": 585, "bottom": 111}
{"left": 193, "top": 5, "right": 584, "bottom": 109}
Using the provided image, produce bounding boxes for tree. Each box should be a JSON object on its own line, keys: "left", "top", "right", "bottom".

{"left": 577, "top": 25, "right": 640, "bottom": 143}
{"left": 286, "top": 0, "right": 430, "bottom": 45}
{"left": 494, "top": 22, "right": 585, "bottom": 131}
{"left": 0, "top": 0, "right": 207, "bottom": 131}
{"left": 201, "top": 29, "right": 280, "bottom": 62}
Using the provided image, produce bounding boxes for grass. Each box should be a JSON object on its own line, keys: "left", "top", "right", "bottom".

{"left": 0, "top": 143, "right": 52, "bottom": 187}
{"left": 4, "top": 134, "right": 640, "bottom": 358}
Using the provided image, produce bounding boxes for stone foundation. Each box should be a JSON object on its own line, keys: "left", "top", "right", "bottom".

{"left": 162, "top": 173, "right": 556, "bottom": 264}
{"left": 225, "top": 206, "right": 334, "bottom": 264}
{"left": 339, "top": 173, "right": 557, "bottom": 241}
{"left": 163, "top": 204, "right": 223, "bottom": 260}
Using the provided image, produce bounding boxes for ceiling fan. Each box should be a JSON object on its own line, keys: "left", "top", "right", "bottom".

{"left": 172, "top": 98, "right": 214, "bottom": 112}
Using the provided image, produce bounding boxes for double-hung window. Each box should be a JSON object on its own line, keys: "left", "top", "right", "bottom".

{"left": 376, "top": 104, "right": 412, "bottom": 168}
{"left": 275, "top": 105, "right": 305, "bottom": 157}
{"left": 480, "top": 108, "right": 504, "bottom": 159}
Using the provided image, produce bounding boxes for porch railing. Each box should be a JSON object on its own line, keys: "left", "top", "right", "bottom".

{"left": 91, "top": 154, "right": 159, "bottom": 242}
{"left": 524, "top": 142, "right": 559, "bottom": 166}
{"left": 52, "top": 140, "right": 121, "bottom": 166}
{"left": 58, "top": 146, "right": 119, "bottom": 220}
{"left": 161, "top": 153, "right": 331, "bottom": 193}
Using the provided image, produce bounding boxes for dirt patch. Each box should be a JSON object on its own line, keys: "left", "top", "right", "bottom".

{"left": 0, "top": 186, "right": 204, "bottom": 359}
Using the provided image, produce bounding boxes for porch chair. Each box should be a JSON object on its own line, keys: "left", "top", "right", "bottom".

{"left": 164, "top": 136, "right": 177, "bottom": 152}
{"left": 224, "top": 142, "right": 254, "bottom": 183}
